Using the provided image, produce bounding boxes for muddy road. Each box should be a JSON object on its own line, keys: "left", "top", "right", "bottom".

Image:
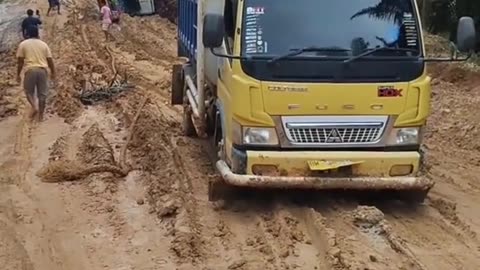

{"left": 1, "top": 0, "right": 480, "bottom": 269}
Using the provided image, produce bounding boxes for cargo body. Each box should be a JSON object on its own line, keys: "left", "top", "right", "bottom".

{"left": 171, "top": 0, "right": 476, "bottom": 202}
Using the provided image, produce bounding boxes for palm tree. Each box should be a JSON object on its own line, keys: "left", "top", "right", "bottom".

{"left": 350, "top": 0, "right": 412, "bottom": 24}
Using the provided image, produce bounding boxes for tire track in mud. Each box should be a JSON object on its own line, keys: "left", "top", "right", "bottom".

{"left": 428, "top": 195, "right": 479, "bottom": 242}
{"left": 0, "top": 16, "right": 76, "bottom": 267}
{"left": 286, "top": 198, "right": 428, "bottom": 270}
{"left": 1, "top": 92, "right": 81, "bottom": 270}
{"left": 119, "top": 99, "right": 254, "bottom": 267}
{"left": 379, "top": 200, "right": 480, "bottom": 270}
{"left": 0, "top": 220, "right": 34, "bottom": 270}
{"left": 255, "top": 203, "right": 323, "bottom": 269}
{"left": 424, "top": 153, "right": 480, "bottom": 239}
{"left": 323, "top": 197, "right": 480, "bottom": 270}
{"left": 173, "top": 137, "right": 329, "bottom": 269}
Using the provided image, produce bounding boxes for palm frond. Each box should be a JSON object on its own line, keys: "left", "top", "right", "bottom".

{"left": 350, "top": 1, "right": 409, "bottom": 24}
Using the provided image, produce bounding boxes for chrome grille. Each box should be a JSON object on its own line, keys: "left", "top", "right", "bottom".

{"left": 287, "top": 126, "right": 383, "bottom": 144}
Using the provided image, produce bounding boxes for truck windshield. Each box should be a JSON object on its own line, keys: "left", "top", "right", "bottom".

{"left": 241, "top": 0, "right": 421, "bottom": 58}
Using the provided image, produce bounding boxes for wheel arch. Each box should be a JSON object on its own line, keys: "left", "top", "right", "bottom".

{"left": 214, "top": 99, "right": 227, "bottom": 141}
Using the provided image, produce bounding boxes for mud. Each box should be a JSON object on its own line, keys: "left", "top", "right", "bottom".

{"left": 0, "top": 48, "right": 18, "bottom": 120}
{"left": 1, "top": 0, "right": 480, "bottom": 269}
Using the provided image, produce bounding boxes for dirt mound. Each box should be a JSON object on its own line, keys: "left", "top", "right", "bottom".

{"left": 0, "top": 91, "right": 17, "bottom": 119}
{"left": 0, "top": 50, "right": 19, "bottom": 119}
{"left": 424, "top": 34, "right": 451, "bottom": 57}
{"left": 78, "top": 123, "right": 116, "bottom": 165}
{"left": 49, "top": 135, "right": 69, "bottom": 161}
{"left": 424, "top": 61, "right": 480, "bottom": 153}
{"left": 128, "top": 99, "right": 180, "bottom": 216}
{"left": 48, "top": 45, "right": 84, "bottom": 122}
{"left": 114, "top": 15, "right": 178, "bottom": 65}
{"left": 51, "top": 86, "right": 83, "bottom": 122}
{"left": 352, "top": 205, "right": 385, "bottom": 228}
{"left": 424, "top": 33, "right": 480, "bottom": 89}
{"left": 38, "top": 123, "right": 126, "bottom": 182}
{"left": 429, "top": 63, "right": 480, "bottom": 86}
{"left": 47, "top": 20, "right": 115, "bottom": 123}
{"left": 36, "top": 159, "right": 125, "bottom": 182}
{"left": 127, "top": 96, "right": 175, "bottom": 172}
{"left": 37, "top": 159, "right": 85, "bottom": 182}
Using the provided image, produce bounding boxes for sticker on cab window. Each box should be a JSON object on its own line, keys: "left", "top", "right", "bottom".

{"left": 246, "top": 7, "right": 265, "bottom": 15}
{"left": 402, "top": 12, "right": 418, "bottom": 47}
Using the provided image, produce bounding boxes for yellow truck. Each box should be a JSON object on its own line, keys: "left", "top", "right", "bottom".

{"left": 172, "top": 0, "right": 476, "bottom": 202}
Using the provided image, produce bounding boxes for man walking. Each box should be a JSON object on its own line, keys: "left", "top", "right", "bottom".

{"left": 16, "top": 26, "right": 56, "bottom": 122}
{"left": 47, "top": 0, "right": 61, "bottom": 16}
{"left": 21, "top": 9, "right": 42, "bottom": 39}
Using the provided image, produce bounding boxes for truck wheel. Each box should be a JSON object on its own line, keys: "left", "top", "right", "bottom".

{"left": 208, "top": 177, "right": 230, "bottom": 202}
{"left": 396, "top": 189, "right": 430, "bottom": 204}
{"left": 208, "top": 113, "right": 234, "bottom": 202}
{"left": 177, "top": 40, "right": 186, "bottom": 57}
{"left": 171, "top": 64, "right": 184, "bottom": 105}
{"left": 182, "top": 106, "right": 197, "bottom": 137}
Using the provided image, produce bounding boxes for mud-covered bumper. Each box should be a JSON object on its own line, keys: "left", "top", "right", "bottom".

{"left": 217, "top": 149, "right": 434, "bottom": 190}
{"left": 217, "top": 160, "right": 433, "bottom": 190}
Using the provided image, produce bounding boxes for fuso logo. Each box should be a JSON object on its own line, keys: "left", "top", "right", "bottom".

{"left": 378, "top": 86, "right": 403, "bottom": 97}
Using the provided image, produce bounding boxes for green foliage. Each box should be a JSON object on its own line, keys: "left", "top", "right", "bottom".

{"left": 351, "top": 0, "right": 412, "bottom": 24}
{"left": 425, "top": 0, "right": 480, "bottom": 34}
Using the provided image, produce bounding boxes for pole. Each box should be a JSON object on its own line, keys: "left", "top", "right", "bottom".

{"left": 196, "top": 0, "right": 206, "bottom": 135}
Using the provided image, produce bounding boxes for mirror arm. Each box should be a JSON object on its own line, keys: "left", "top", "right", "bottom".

{"left": 209, "top": 48, "right": 246, "bottom": 60}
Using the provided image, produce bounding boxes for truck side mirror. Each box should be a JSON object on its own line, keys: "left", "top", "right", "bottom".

{"left": 203, "top": 14, "right": 225, "bottom": 48}
{"left": 456, "top": 16, "right": 476, "bottom": 53}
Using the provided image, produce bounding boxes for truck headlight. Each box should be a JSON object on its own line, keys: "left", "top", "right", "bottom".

{"left": 232, "top": 121, "right": 279, "bottom": 146}
{"left": 243, "top": 127, "right": 279, "bottom": 145}
{"left": 386, "top": 127, "right": 423, "bottom": 145}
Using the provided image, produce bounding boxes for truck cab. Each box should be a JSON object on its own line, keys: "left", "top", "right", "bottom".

{"left": 172, "top": 0, "right": 476, "bottom": 202}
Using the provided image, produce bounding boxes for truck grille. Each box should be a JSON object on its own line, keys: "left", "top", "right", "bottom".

{"left": 286, "top": 126, "right": 383, "bottom": 144}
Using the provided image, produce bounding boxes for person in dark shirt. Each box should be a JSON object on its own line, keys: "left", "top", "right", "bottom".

{"left": 21, "top": 9, "right": 42, "bottom": 39}
{"left": 47, "top": 0, "right": 61, "bottom": 16}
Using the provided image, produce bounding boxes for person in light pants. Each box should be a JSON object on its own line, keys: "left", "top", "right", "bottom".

{"left": 100, "top": 0, "right": 114, "bottom": 41}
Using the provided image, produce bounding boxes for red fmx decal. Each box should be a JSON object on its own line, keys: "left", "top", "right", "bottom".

{"left": 378, "top": 86, "right": 403, "bottom": 97}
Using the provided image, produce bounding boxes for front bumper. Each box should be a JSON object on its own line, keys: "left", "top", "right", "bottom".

{"left": 218, "top": 150, "right": 434, "bottom": 190}
{"left": 217, "top": 160, "right": 433, "bottom": 190}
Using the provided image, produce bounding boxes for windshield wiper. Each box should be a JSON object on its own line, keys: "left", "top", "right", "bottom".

{"left": 343, "top": 47, "right": 420, "bottom": 64}
{"left": 268, "top": 46, "right": 351, "bottom": 64}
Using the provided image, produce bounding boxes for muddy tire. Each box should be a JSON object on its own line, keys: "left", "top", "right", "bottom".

{"left": 177, "top": 40, "right": 186, "bottom": 57}
{"left": 182, "top": 106, "right": 197, "bottom": 137}
{"left": 395, "top": 189, "right": 430, "bottom": 204}
{"left": 171, "top": 64, "right": 184, "bottom": 105}
{"left": 208, "top": 177, "right": 234, "bottom": 202}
